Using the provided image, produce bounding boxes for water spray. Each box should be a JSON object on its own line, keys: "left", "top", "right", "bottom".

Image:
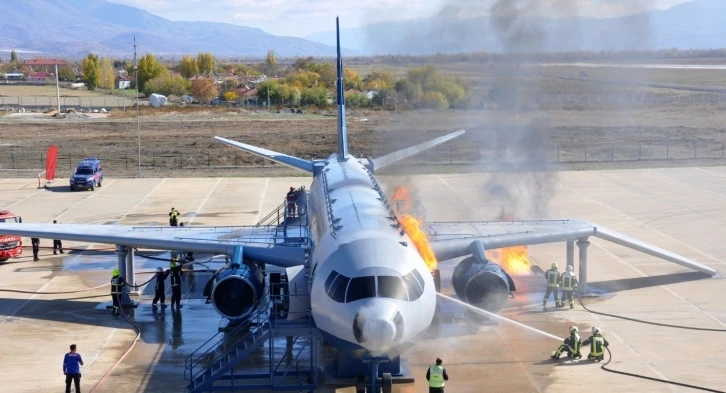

{"left": 436, "top": 293, "right": 561, "bottom": 341}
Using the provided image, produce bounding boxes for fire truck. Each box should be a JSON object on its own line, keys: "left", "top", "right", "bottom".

{"left": 0, "top": 210, "right": 23, "bottom": 262}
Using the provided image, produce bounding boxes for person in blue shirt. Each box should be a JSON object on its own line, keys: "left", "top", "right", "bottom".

{"left": 63, "top": 344, "right": 84, "bottom": 393}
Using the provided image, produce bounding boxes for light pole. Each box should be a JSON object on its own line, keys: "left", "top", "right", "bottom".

{"left": 134, "top": 35, "right": 141, "bottom": 178}
{"left": 54, "top": 64, "right": 61, "bottom": 113}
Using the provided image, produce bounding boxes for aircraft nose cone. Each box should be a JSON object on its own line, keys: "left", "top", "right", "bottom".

{"left": 362, "top": 318, "right": 396, "bottom": 349}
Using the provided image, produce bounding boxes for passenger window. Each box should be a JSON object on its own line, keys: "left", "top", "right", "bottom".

{"left": 328, "top": 274, "right": 349, "bottom": 303}
{"left": 377, "top": 276, "right": 408, "bottom": 301}
{"left": 402, "top": 271, "right": 424, "bottom": 301}
{"left": 346, "top": 276, "right": 376, "bottom": 303}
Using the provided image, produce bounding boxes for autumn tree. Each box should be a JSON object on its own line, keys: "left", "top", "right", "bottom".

{"left": 82, "top": 53, "right": 101, "bottom": 90}
{"left": 265, "top": 50, "right": 277, "bottom": 76}
{"left": 363, "top": 71, "right": 394, "bottom": 90}
{"left": 57, "top": 66, "right": 75, "bottom": 82}
{"left": 197, "top": 52, "right": 214, "bottom": 76}
{"left": 191, "top": 78, "right": 217, "bottom": 104}
{"left": 143, "top": 74, "right": 190, "bottom": 97}
{"left": 222, "top": 91, "right": 239, "bottom": 102}
{"left": 99, "top": 58, "right": 115, "bottom": 90}
{"left": 137, "top": 53, "right": 167, "bottom": 92}
{"left": 343, "top": 68, "right": 361, "bottom": 90}
{"left": 179, "top": 55, "right": 198, "bottom": 78}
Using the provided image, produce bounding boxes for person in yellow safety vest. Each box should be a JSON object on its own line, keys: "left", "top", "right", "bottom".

{"left": 558, "top": 265, "right": 578, "bottom": 309}
{"left": 551, "top": 326, "right": 582, "bottom": 360}
{"left": 426, "top": 357, "right": 449, "bottom": 393}
{"left": 110, "top": 269, "right": 125, "bottom": 316}
{"left": 543, "top": 262, "right": 561, "bottom": 308}
{"left": 169, "top": 207, "right": 180, "bottom": 226}
{"left": 582, "top": 327, "right": 610, "bottom": 362}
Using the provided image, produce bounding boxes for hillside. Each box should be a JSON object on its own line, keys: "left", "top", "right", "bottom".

{"left": 305, "top": 0, "right": 726, "bottom": 55}
{"left": 0, "top": 0, "right": 338, "bottom": 58}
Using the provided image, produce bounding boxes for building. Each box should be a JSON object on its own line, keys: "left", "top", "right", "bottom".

{"left": 27, "top": 71, "right": 54, "bottom": 84}
{"left": 21, "top": 58, "right": 68, "bottom": 73}
{"left": 116, "top": 76, "right": 131, "bottom": 89}
{"left": 4, "top": 68, "right": 25, "bottom": 81}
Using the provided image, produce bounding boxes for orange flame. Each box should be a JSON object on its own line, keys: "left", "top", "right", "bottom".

{"left": 486, "top": 208, "right": 533, "bottom": 275}
{"left": 391, "top": 186, "right": 437, "bottom": 272}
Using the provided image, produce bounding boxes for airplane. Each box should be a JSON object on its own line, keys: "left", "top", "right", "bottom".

{"left": 0, "top": 17, "right": 717, "bottom": 393}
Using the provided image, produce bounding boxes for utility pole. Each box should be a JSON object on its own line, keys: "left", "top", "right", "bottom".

{"left": 54, "top": 63, "right": 61, "bottom": 114}
{"left": 134, "top": 35, "right": 141, "bottom": 178}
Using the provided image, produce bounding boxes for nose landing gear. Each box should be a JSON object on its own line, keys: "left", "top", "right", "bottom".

{"left": 355, "top": 363, "right": 393, "bottom": 393}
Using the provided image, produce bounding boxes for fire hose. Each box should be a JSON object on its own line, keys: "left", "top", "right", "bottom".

{"left": 576, "top": 292, "right": 726, "bottom": 393}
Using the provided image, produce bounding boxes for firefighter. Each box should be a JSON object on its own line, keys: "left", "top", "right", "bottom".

{"left": 111, "top": 269, "right": 125, "bottom": 316}
{"left": 169, "top": 207, "right": 180, "bottom": 226}
{"left": 152, "top": 267, "right": 170, "bottom": 308}
{"left": 170, "top": 258, "right": 183, "bottom": 309}
{"left": 31, "top": 237, "right": 40, "bottom": 261}
{"left": 426, "top": 357, "right": 449, "bottom": 393}
{"left": 582, "top": 327, "right": 609, "bottom": 362}
{"left": 543, "top": 262, "right": 560, "bottom": 308}
{"left": 286, "top": 187, "right": 297, "bottom": 217}
{"left": 558, "top": 265, "right": 578, "bottom": 308}
{"left": 52, "top": 220, "right": 64, "bottom": 254}
{"left": 551, "top": 326, "right": 582, "bottom": 360}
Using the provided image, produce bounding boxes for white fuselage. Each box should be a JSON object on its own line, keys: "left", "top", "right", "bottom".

{"left": 306, "top": 154, "right": 436, "bottom": 359}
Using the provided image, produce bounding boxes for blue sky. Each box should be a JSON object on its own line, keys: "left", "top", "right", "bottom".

{"left": 108, "top": 0, "right": 691, "bottom": 37}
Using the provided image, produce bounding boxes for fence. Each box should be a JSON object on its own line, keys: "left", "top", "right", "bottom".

{"left": 0, "top": 96, "right": 145, "bottom": 109}
{"left": 535, "top": 92, "right": 726, "bottom": 104}
{"left": 1, "top": 142, "right": 724, "bottom": 175}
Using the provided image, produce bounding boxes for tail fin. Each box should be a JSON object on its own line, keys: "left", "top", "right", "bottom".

{"left": 335, "top": 17, "right": 349, "bottom": 162}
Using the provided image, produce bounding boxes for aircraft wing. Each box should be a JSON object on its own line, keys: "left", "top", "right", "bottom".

{"left": 427, "top": 219, "right": 717, "bottom": 276}
{"left": 0, "top": 223, "right": 307, "bottom": 267}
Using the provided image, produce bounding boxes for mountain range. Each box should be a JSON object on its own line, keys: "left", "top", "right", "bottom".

{"left": 305, "top": 0, "right": 726, "bottom": 55}
{"left": 0, "top": 0, "right": 339, "bottom": 58}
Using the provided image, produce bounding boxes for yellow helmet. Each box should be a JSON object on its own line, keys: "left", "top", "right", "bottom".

{"left": 551, "top": 262, "right": 558, "bottom": 269}
{"left": 112, "top": 269, "right": 119, "bottom": 276}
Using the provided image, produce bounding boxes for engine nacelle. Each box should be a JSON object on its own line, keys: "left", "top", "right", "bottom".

{"left": 452, "top": 257, "right": 516, "bottom": 313}
{"left": 211, "top": 264, "right": 264, "bottom": 321}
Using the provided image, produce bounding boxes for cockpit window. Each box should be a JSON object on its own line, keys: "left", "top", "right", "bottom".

{"left": 346, "top": 276, "right": 376, "bottom": 302}
{"left": 325, "top": 269, "right": 425, "bottom": 303}
{"left": 325, "top": 271, "right": 349, "bottom": 303}
{"left": 401, "top": 269, "right": 424, "bottom": 301}
{"left": 378, "top": 276, "right": 408, "bottom": 301}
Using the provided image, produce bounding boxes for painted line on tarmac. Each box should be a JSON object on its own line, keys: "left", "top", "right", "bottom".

{"left": 116, "top": 178, "right": 168, "bottom": 224}
{"left": 53, "top": 179, "right": 119, "bottom": 223}
{"left": 187, "top": 178, "right": 221, "bottom": 225}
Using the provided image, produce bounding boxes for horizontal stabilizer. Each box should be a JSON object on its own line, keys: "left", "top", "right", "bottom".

{"left": 371, "top": 130, "right": 465, "bottom": 172}
{"left": 215, "top": 136, "right": 313, "bottom": 173}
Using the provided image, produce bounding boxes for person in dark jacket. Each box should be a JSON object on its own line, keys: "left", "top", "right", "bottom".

{"left": 111, "top": 269, "right": 125, "bottom": 316}
{"left": 170, "top": 259, "right": 183, "bottom": 309}
{"left": 52, "top": 220, "right": 64, "bottom": 254}
{"left": 31, "top": 237, "right": 40, "bottom": 261}
{"left": 551, "top": 326, "right": 582, "bottom": 359}
{"left": 152, "top": 267, "right": 170, "bottom": 308}
{"left": 63, "top": 343, "right": 84, "bottom": 393}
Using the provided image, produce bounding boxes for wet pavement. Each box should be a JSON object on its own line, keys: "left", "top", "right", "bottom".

{"left": 0, "top": 170, "right": 725, "bottom": 392}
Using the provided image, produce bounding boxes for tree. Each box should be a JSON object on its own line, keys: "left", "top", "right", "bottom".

{"left": 57, "top": 66, "right": 75, "bottom": 82}
{"left": 363, "top": 71, "right": 394, "bottom": 90}
{"left": 143, "top": 74, "right": 190, "bottom": 97}
{"left": 301, "top": 86, "right": 329, "bottom": 106}
{"left": 223, "top": 91, "right": 239, "bottom": 102}
{"left": 10, "top": 50, "right": 17, "bottom": 63}
{"left": 191, "top": 79, "right": 217, "bottom": 104}
{"left": 137, "top": 53, "right": 167, "bottom": 92}
{"left": 420, "top": 91, "right": 449, "bottom": 109}
{"left": 265, "top": 50, "right": 277, "bottom": 76}
{"left": 346, "top": 92, "right": 370, "bottom": 108}
{"left": 99, "top": 58, "right": 115, "bottom": 90}
{"left": 343, "top": 68, "right": 362, "bottom": 90}
{"left": 197, "top": 52, "right": 214, "bottom": 76}
{"left": 219, "top": 80, "right": 237, "bottom": 95}
{"left": 82, "top": 53, "right": 101, "bottom": 90}
{"left": 256, "top": 80, "right": 279, "bottom": 103}
{"left": 179, "top": 55, "right": 198, "bottom": 78}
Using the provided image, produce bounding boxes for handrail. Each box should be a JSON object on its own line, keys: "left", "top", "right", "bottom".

{"left": 255, "top": 202, "right": 286, "bottom": 227}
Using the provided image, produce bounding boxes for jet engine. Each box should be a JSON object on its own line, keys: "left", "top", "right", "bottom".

{"left": 452, "top": 257, "right": 516, "bottom": 313}
{"left": 209, "top": 264, "right": 264, "bottom": 321}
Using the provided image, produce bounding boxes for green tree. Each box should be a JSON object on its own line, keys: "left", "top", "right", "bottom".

{"left": 10, "top": 50, "right": 17, "bottom": 63}
{"left": 57, "top": 66, "right": 75, "bottom": 82}
{"left": 99, "top": 58, "right": 115, "bottom": 90}
{"left": 346, "top": 92, "right": 370, "bottom": 108}
{"left": 265, "top": 50, "right": 277, "bottom": 76}
{"left": 179, "top": 55, "right": 198, "bottom": 78}
{"left": 143, "top": 74, "right": 190, "bottom": 97}
{"left": 372, "top": 88, "right": 395, "bottom": 108}
{"left": 420, "top": 91, "right": 449, "bottom": 109}
{"left": 197, "top": 52, "right": 214, "bottom": 76}
{"left": 137, "top": 53, "right": 168, "bottom": 92}
{"left": 256, "top": 80, "right": 279, "bottom": 103}
{"left": 301, "top": 86, "right": 329, "bottom": 106}
{"left": 191, "top": 78, "right": 217, "bottom": 104}
{"left": 307, "top": 63, "right": 335, "bottom": 87}
{"left": 82, "top": 53, "right": 101, "bottom": 90}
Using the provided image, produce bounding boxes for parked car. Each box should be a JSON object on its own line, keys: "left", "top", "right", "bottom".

{"left": 70, "top": 157, "right": 103, "bottom": 191}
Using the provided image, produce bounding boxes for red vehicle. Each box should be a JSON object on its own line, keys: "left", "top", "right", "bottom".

{"left": 0, "top": 210, "right": 22, "bottom": 262}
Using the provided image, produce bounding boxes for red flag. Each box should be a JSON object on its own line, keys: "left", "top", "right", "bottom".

{"left": 46, "top": 145, "right": 58, "bottom": 182}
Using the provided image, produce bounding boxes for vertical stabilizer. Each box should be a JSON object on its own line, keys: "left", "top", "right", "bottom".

{"left": 335, "top": 17, "right": 349, "bottom": 161}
